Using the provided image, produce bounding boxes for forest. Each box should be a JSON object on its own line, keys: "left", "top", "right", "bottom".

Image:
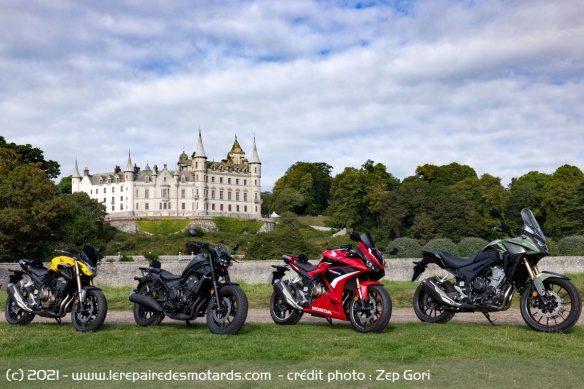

{"left": 2, "top": 136, "right": 584, "bottom": 261}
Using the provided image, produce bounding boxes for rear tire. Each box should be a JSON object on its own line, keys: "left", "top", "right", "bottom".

{"left": 413, "top": 278, "right": 456, "bottom": 324}
{"left": 71, "top": 289, "right": 107, "bottom": 332}
{"left": 133, "top": 282, "right": 165, "bottom": 327}
{"left": 4, "top": 295, "right": 35, "bottom": 325}
{"left": 520, "top": 277, "right": 582, "bottom": 333}
{"left": 349, "top": 284, "right": 392, "bottom": 333}
{"left": 269, "top": 287, "right": 304, "bottom": 325}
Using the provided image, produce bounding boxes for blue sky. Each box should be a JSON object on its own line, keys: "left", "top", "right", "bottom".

{"left": 1, "top": 0, "right": 583, "bottom": 191}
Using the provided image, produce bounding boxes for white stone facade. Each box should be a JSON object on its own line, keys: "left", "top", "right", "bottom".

{"left": 71, "top": 131, "right": 262, "bottom": 219}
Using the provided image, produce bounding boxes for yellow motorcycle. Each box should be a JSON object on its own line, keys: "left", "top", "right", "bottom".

{"left": 5, "top": 234, "right": 108, "bottom": 332}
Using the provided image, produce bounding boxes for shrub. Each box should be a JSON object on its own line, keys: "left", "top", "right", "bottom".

{"left": 387, "top": 237, "right": 422, "bottom": 259}
{"left": 457, "top": 237, "right": 488, "bottom": 257}
{"left": 143, "top": 248, "right": 164, "bottom": 261}
{"left": 557, "top": 236, "right": 584, "bottom": 256}
{"left": 546, "top": 238, "right": 559, "bottom": 256}
{"left": 119, "top": 253, "right": 134, "bottom": 262}
{"left": 424, "top": 238, "right": 459, "bottom": 256}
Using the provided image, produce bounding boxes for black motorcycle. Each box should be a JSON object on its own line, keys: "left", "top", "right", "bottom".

{"left": 129, "top": 235, "right": 248, "bottom": 335}
{"left": 5, "top": 235, "right": 108, "bottom": 332}
{"left": 411, "top": 208, "right": 582, "bottom": 333}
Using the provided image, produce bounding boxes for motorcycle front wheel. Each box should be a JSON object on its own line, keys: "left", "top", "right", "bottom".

{"left": 4, "top": 295, "right": 35, "bottom": 325}
{"left": 133, "top": 282, "right": 165, "bottom": 327}
{"left": 269, "top": 282, "right": 304, "bottom": 325}
{"left": 71, "top": 289, "right": 108, "bottom": 332}
{"left": 206, "top": 284, "right": 248, "bottom": 335}
{"left": 412, "top": 278, "right": 456, "bottom": 324}
{"left": 349, "top": 284, "right": 392, "bottom": 333}
{"left": 520, "top": 277, "right": 582, "bottom": 333}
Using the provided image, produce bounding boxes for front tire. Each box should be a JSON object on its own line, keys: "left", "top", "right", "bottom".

{"left": 269, "top": 287, "right": 304, "bottom": 325}
{"left": 349, "top": 284, "right": 392, "bottom": 333}
{"left": 133, "top": 282, "right": 165, "bottom": 327}
{"left": 71, "top": 289, "right": 108, "bottom": 332}
{"left": 4, "top": 295, "right": 35, "bottom": 325}
{"left": 520, "top": 277, "right": 582, "bottom": 333}
{"left": 413, "top": 278, "right": 456, "bottom": 324}
{"left": 206, "top": 284, "right": 248, "bottom": 335}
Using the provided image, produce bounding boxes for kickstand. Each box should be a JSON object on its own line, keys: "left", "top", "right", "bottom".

{"left": 185, "top": 320, "right": 193, "bottom": 327}
{"left": 482, "top": 312, "right": 496, "bottom": 326}
{"left": 325, "top": 317, "right": 333, "bottom": 326}
{"left": 55, "top": 318, "right": 62, "bottom": 325}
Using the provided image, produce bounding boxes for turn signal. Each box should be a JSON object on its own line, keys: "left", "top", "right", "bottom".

{"left": 210, "top": 289, "right": 215, "bottom": 295}
{"left": 532, "top": 291, "right": 538, "bottom": 297}
{"left": 354, "top": 296, "right": 358, "bottom": 301}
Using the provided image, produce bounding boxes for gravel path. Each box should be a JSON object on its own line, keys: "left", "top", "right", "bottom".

{"left": 5, "top": 308, "right": 582, "bottom": 327}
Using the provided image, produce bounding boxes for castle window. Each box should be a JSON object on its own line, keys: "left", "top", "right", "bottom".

{"left": 220, "top": 177, "right": 223, "bottom": 184}
{"left": 145, "top": 175, "right": 150, "bottom": 183}
{"left": 244, "top": 206, "right": 248, "bottom": 212}
{"left": 236, "top": 205, "right": 239, "bottom": 212}
{"left": 220, "top": 191, "right": 223, "bottom": 200}
{"left": 220, "top": 204, "right": 223, "bottom": 211}
{"left": 145, "top": 203, "right": 149, "bottom": 210}
{"left": 112, "top": 187, "right": 115, "bottom": 193}
{"left": 99, "top": 178, "right": 103, "bottom": 185}
{"left": 145, "top": 189, "right": 149, "bottom": 199}
{"left": 236, "top": 179, "right": 239, "bottom": 185}
{"left": 244, "top": 192, "right": 247, "bottom": 202}
{"left": 181, "top": 189, "right": 185, "bottom": 198}
{"left": 181, "top": 175, "right": 186, "bottom": 183}
{"left": 236, "top": 192, "right": 240, "bottom": 201}
{"left": 212, "top": 204, "right": 215, "bottom": 210}
{"left": 182, "top": 203, "right": 185, "bottom": 210}
{"left": 211, "top": 176, "right": 215, "bottom": 183}
{"left": 211, "top": 190, "right": 215, "bottom": 199}
{"left": 120, "top": 204, "right": 123, "bottom": 210}
{"left": 107, "top": 177, "right": 111, "bottom": 184}
{"left": 228, "top": 178, "right": 231, "bottom": 184}
{"left": 136, "top": 203, "right": 139, "bottom": 210}
{"left": 244, "top": 179, "right": 247, "bottom": 185}
{"left": 228, "top": 191, "right": 232, "bottom": 201}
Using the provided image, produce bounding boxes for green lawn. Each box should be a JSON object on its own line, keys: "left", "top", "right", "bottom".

{"left": 1, "top": 276, "right": 583, "bottom": 389}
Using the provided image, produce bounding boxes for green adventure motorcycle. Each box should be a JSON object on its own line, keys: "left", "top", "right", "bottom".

{"left": 411, "top": 208, "right": 582, "bottom": 332}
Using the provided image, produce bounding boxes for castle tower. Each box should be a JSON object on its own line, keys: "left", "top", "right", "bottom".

{"left": 249, "top": 136, "right": 262, "bottom": 217}
{"left": 193, "top": 129, "right": 208, "bottom": 214}
{"left": 123, "top": 152, "right": 135, "bottom": 214}
{"left": 72, "top": 159, "right": 81, "bottom": 193}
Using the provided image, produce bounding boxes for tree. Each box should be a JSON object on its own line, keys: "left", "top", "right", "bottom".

{"left": 0, "top": 148, "right": 67, "bottom": 261}
{"left": 328, "top": 160, "right": 399, "bottom": 229}
{"left": 416, "top": 162, "right": 477, "bottom": 186}
{"left": 271, "top": 188, "right": 305, "bottom": 215}
{"left": 57, "top": 192, "right": 107, "bottom": 247}
{"left": 0, "top": 136, "right": 60, "bottom": 180}
{"left": 272, "top": 162, "right": 332, "bottom": 215}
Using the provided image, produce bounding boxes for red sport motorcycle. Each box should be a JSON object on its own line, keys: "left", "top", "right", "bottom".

{"left": 268, "top": 231, "right": 392, "bottom": 333}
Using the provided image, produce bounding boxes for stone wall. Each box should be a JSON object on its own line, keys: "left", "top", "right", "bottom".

{"left": 2, "top": 256, "right": 582, "bottom": 288}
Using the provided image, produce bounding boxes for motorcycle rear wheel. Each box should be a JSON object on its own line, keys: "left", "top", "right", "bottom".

{"left": 71, "top": 289, "right": 108, "bottom": 332}
{"left": 269, "top": 288, "right": 304, "bottom": 325}
{"left": 520, "top": 277, "right": 582, "bottom": 333}
{"left": 349, "top": 284, "right": 392, "bottom": 333}
{"left": 206, "top": 284, "right": 248, "bottom": 335}
{"left": 133, "top": 282, "right": 165, "bottom": 327}
{"left": 4, "top": 295, "right": 35, "bottom": 325}
{"left": 412, "top": 279, "right": 456, "bottom": 324}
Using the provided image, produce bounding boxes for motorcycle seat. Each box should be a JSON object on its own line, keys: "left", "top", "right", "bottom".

{"left": 294, "top": 260, "right": 318, "bottom": 272}
{"left": 423, "top": 250, "right": 475, "bottom": 268}
{"left": 160, "top": 270, "right": 182, "bottom": 281}
{"left": 20, "top": 259, "right": 49, "bottom": 277}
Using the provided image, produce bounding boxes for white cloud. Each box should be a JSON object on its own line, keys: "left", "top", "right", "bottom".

{"left": 1, "top": 0, "right": 583, "bottom": 192}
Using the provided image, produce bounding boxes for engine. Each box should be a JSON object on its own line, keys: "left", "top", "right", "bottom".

{"left": 470, "top": 266, "right": 508, "bottom": 306}
{"left": 168, "top": 275, "right": 201, "bottom": 308}
{"left": 311, "top": 282, "right": 328, "bottom": 299}
{"left": 38, "top": 278, "right": 68, "bottom": 309}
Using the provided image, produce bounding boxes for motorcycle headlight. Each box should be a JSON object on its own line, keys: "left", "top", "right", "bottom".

{"left": 217, "top": 254, "right": 230, "bottom": 268}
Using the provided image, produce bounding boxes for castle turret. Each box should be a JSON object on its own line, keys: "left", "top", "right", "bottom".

{"left": 72, "top": 160, "right": 81, "bottom": 193}
{"left": 249, "top": 136, "right": 262, "bottom": 217}
{"left": 193, "top": 129, "right": 208, "bottom": 214}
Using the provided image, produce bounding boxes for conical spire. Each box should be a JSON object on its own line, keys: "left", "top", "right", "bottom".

{"left": 124, "top": 151, "right": 133, "bottom": 172}
{"left": 72, "top": 159, "right": 81, "bottom": 178}
{"left": 194, "top": 129, "right": 207, "bottom": 158}
{"left": 249, "top": 136, "right": 261, "bottom": 164}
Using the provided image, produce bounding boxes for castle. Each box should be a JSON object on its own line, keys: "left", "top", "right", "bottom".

{"left": 71, "top": 131, "right": 262, "bottom": 219}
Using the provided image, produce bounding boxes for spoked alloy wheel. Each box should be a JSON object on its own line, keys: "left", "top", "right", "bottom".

{"left": 520, "top": 277, "right": 582, "bottom": 333}
{"left": 133, "top": 282, "right": 165, "bottom": 327}
{"left": 4, "top": 295, "right": 35, "bottom": 325}
{"left": 349, "top": 284, "right": 392, "bottom": 333}
{"left": 206, "top": 284, "right": 248, "bottom": 335}
{"left": 412, "top": 279, "right": 456, "bottom": 324}
{"left": 269, "top": 282, "right": 303, "bottom": 325}
{"left": 71, "top": 289, "right": 108, "bottom": 332}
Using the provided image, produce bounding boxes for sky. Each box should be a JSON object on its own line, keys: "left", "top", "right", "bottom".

{"left": 1, "top": 0, "right": 583, "bottom": 191}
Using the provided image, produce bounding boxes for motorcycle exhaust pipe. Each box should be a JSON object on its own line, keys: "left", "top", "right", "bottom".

{"left": 421, "top": 278, "right": 462, "bottom": 307}
{"left": 129, "top": 290, "right": 163, "bottom": 312}
{"left": 6, "top": 283, "right": 33, "bottom": 312}
{"left": 273, "top": 279, "right": 304, "bottom": 311}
